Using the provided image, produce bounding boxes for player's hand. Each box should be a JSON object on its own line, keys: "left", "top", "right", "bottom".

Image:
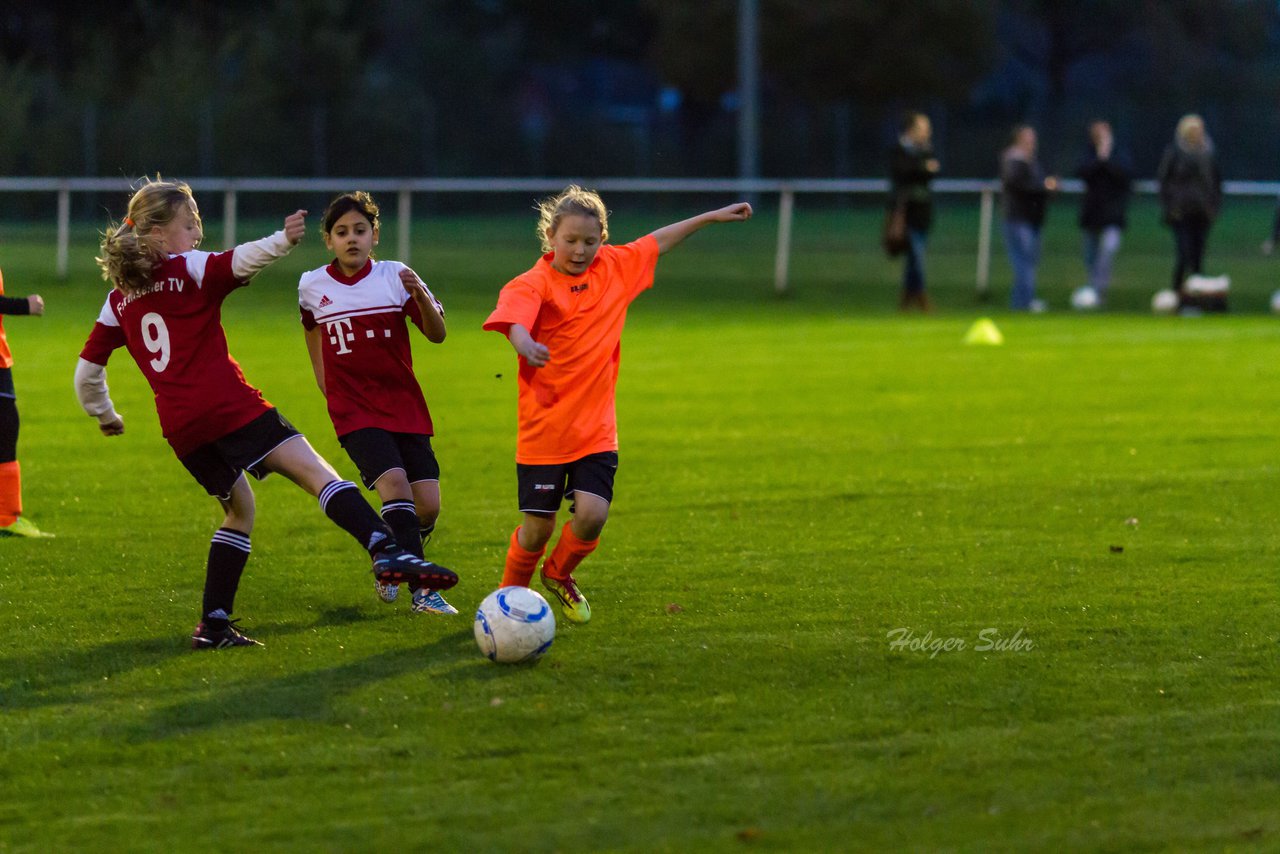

{"left": 712, "top": 203, "right": 753, "bottom": 222}
{"left": 519, "top": 340, "right": 551, "bottom": 368}
{"left": 99, "top": 415, "right": 125, "bottom": 437}
{"left": 284, "top": 210, "right": 307, "bottom": 245}
{"left": 399, "top": 267, "right": 427, "bottom": 297}
{"left": 1044, "top": 176, "right": 1059, "bottom": 192}
{"left": 27, "top": 295, "right": 44, "bottom": 316}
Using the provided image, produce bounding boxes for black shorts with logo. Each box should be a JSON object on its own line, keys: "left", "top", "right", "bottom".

{"left": 179, "top": 408, "right": 302, "bottom": 500}
{"left": 517, "top": 451, "right": 618, "bottom": 514}
{"left": 340, "top": 427, "right": 440, "bottom": 490}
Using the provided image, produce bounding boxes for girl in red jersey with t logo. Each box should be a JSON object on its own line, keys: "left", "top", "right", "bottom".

{"left": 299, "top": 192, "right": 456, "bottom": 616}
{"left": 75, "top": 179, "right": 456, "bottom": 650}
{"left": 484, "top": 186, "right": 751, "bottom": 624}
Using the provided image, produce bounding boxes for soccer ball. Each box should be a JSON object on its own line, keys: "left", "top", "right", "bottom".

{"left": 474, "top": 586, "right": 556, "bottom": 664}
{"left": 1271, "top": 290, "right": 1280, "bottom": 314}
{"left": 1070, "top": 286, "right": 1100, "bottom": 311}
{"left": 1151, "top": 289, "right": 1180, "bottom": 315}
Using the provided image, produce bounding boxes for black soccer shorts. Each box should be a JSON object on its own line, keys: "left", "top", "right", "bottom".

{"left": 179, "top": 408, "right": 302, "bottom": 499}
{"left": 516, "top": 451, "right": 618, "bottom": 514}
{"left": 339, "top": 427, "right": 440, "bottom": 490}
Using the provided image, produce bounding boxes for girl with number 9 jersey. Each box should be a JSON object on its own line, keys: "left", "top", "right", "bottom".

{"left": 74, "top": 178, "right": 455, "bottom": 650}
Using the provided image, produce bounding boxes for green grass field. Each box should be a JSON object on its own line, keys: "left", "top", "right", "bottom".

{"left": 2, "top": 201, "right": 1279, "bottom": 851}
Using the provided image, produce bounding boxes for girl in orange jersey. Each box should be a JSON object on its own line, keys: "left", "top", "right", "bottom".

{"left": 484, "top": 186, "right": 751, "bottom": 623}
{"left": 0, "top": 268, "right": 50, "bottom": 538}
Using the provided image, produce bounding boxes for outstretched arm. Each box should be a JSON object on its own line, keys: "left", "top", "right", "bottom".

{"left": 399, "top": 267, "right": 447, "bottom": 343}
{"left": 650, "top": 203, "right": 753, "bottom": 255}
{"left": 0, "top": 294, "right": 42, "bottom": 316}
{"left": 231, "top": 209, "right": 307, "bottom": 280}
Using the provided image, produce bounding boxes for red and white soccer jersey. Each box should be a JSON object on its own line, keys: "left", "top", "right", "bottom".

{"left": 78, "top": 250, "right": 272, "bottom": 458}
{"left": 299, "top": 259, "right": 440, "bottom": 439}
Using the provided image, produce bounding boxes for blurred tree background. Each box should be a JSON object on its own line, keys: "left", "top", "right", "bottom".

{"left": 1, "top": 0, "right": 1278, "bottom": 180}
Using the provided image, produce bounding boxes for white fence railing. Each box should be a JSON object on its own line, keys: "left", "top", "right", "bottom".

{"left": 4, "top": 177, "right": 1279, "bottom": 294}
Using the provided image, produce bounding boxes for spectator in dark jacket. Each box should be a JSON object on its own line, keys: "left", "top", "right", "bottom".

{"left": 889, "top": 111, "right": 939, "bottom": 311}
{"left": 1157, "top": 114, "right": 1222, "bottom": 293}
{"left": 1076, "top": 120, "right": 1132, "bottom": 303}
{"left": 1000, "top": 124, "right": 1058, "bottom": 311}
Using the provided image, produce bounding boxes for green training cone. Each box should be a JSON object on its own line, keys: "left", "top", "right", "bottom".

{"left": 963, "top": 318, "right": 1004, "bottom": 346}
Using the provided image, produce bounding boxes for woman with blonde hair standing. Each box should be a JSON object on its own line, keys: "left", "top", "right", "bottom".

{"left": 1157, "top": 114, "right": 1222, "bottom": 298}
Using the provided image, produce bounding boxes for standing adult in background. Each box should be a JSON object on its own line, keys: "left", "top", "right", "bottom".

{"left": 1076, "top": 120, "right": 1132, "bottom": 304}
{"left": 1000, "top": 124, "right": 1058, "bottom": 312}
{"left": 1157, "top": 114, "right": 1221, "bottom": 296}
{"left": 889, "top": 111, "right": 940, "bottom": 311}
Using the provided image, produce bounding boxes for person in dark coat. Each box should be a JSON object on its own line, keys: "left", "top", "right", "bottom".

{"left": 1000, "top": 124, "right": 1058, "bottom": 311}
{"left": 889, "top": 111, "right": 939, "bottom": 311}
{"left": 1157, "top": 114, "right": 1222, "bottom": 294}
{"left": 1076, "top": 120, "right": 1132, "bottom": 303}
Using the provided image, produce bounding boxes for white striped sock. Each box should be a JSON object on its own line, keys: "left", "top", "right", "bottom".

{"left": 211, "top": 528, "right": 252, "bottom": 553}
{"left": 381, "top": 500, "right": 417, "bottom": 517}
{"left": 318, "top": 480, "right": 357, "bottom": 512}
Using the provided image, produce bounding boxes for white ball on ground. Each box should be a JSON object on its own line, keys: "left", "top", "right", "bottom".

{"left": 1271, "top": 290, "right": 1280, "bottom": 314}
{"left": 1151, "top": 289, "right": 1179, "bottom": 315}
{"left": 474, "top": 586, "right": 556, "bottom": 664}
{"left": 1071, "top": 286, "right": 1100, "bottom": 311}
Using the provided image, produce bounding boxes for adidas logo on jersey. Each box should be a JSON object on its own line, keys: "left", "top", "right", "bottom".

{"left": 318, "top": 295, "right": 333, "bottom": 308}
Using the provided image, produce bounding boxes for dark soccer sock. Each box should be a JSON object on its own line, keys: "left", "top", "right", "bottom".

{"left": 201, "top": 528, "right": 251, "bottom": 629}
{"left": 381, "top": 500, "right": 422, "bottom": 559}
{"left": 319, "top": 480, "right": 394, "bottom": 555}
{"left": 420, "top": 521, "right": 435, "bottom": 551}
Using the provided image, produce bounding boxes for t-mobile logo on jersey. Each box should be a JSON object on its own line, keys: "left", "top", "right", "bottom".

{"left": 326, "top": 318, "right": 356, "bottom": 354}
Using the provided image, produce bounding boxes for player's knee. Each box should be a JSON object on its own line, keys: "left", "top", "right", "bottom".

{"left": 573, "top": 506, "right": 609, "bottom": 540}
{"left": 520, "top": 514, "right": 556, "bottom": 550}
{"left": 417, "top": 507, "right": 439, "bottom": 530}
{"left": 575, "top": 518, "right": 607, "bottom": 541}
{"left": 222, "top": 506, "right": 255, "bottom": 533}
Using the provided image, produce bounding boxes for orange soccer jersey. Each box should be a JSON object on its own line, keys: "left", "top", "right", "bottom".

{"left": 483, "top": 235, "right": 660, "bottom": 464}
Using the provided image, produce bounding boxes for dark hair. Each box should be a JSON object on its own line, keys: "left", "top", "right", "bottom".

{"left": 322, "top": 191, "right": 380, "bottom": 234}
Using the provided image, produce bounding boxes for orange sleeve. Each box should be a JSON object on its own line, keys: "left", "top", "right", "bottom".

{"left": 612, "top": 235, "right": 660, "bottom": 302}
{"left": 482, "top": 275, "right": 545, "bottom": 335}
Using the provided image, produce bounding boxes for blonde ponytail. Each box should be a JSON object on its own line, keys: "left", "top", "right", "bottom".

{"left": 95, "top": 178, "right": 202, "bottom": 295}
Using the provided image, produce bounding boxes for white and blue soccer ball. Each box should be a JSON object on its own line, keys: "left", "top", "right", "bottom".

{"left": 1070, "top": 286, "right": 1100, "bottom": 311}
{"left": 474, "top": 586, "right": 556, "bottom": 664}
{"left": 1271, "top": 289, "right": 1280, "bottom": 314}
